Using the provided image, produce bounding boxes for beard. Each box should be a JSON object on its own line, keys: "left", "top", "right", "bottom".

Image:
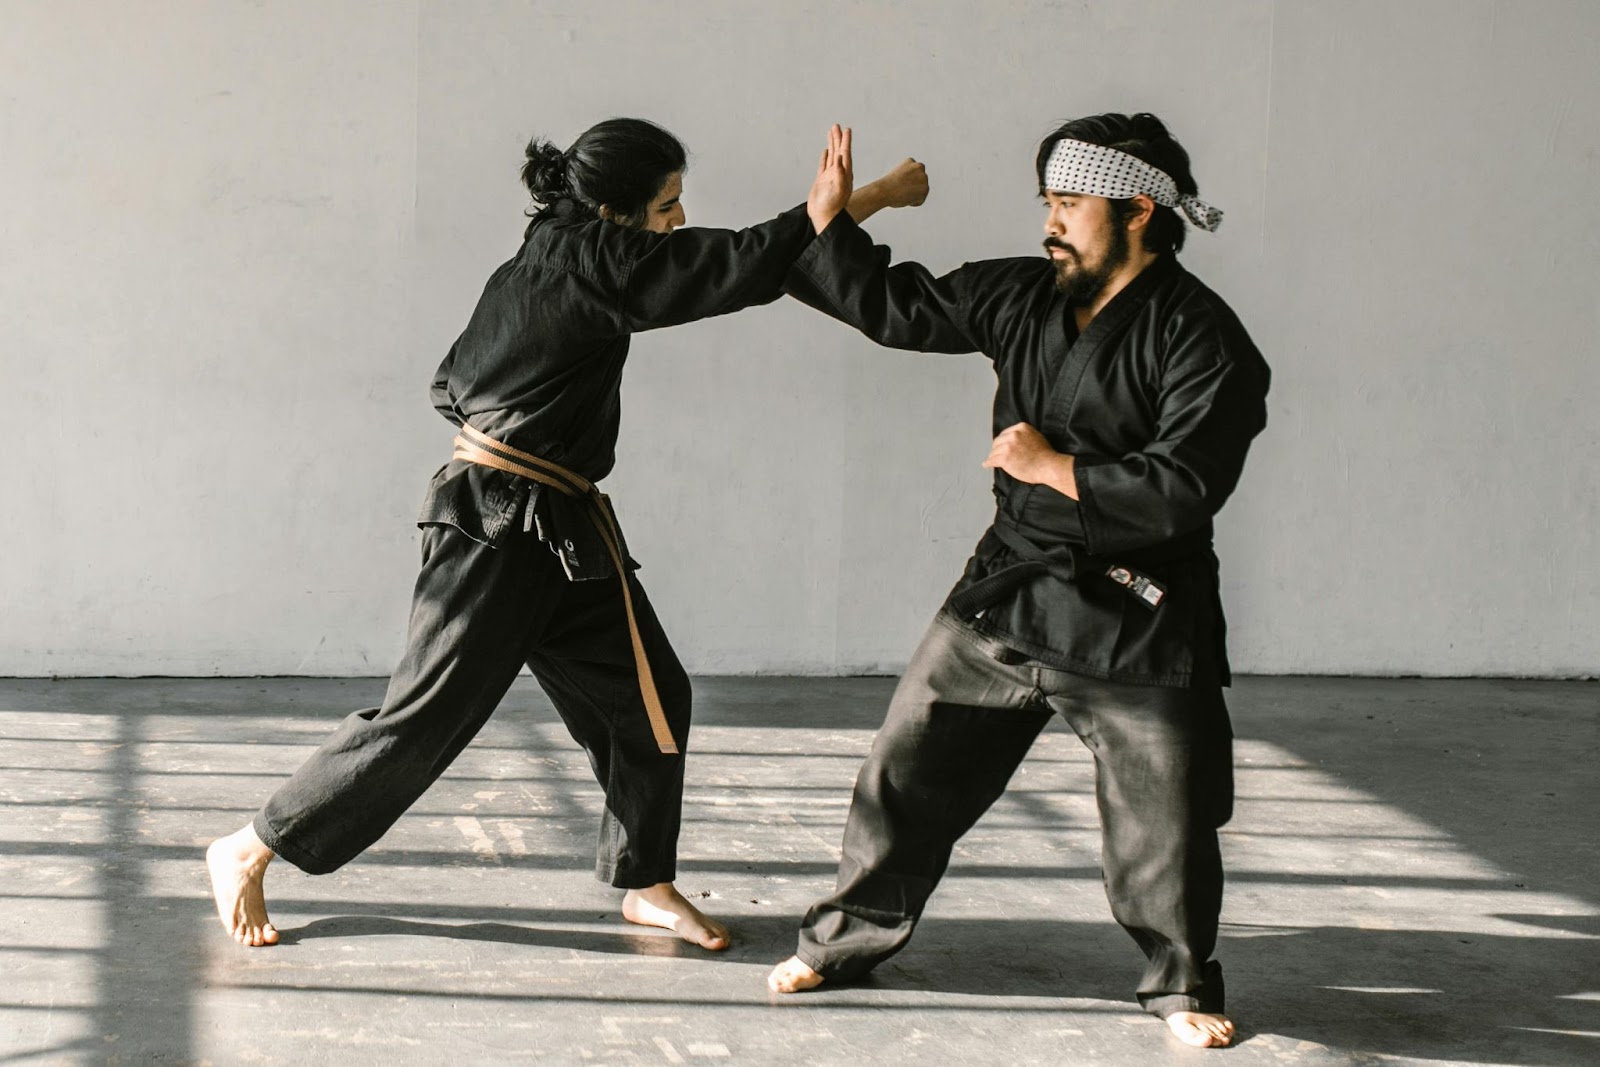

{"left": 1045, "top": 221, "right": 1130, "bottom": 306}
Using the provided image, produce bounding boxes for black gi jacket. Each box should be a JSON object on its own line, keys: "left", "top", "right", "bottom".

{"left": 786, "top": 214, "right": 1270, "bottom": 687}
{"left": 422, "top": 199, "right": 814, "bottom": 565}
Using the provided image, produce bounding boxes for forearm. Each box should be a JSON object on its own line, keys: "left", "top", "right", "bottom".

{"left": 1038, "top": 452, "right": 1079, "bottom": 500}
{"left": 786, "top": 213, "right": 978, "bottom": 354}
{"left": 986, "top": 423, "right": 1080, "bottom": 499}
{"left": 1072, "top": 354, "right": 1269, "bottom": 554}
{"left": 846, "top": 180, "right": 890, "bottom": 225}
{"left": 1073, "top": 451, "right": 1232, "bottom": 554}
{"left": 625, "top": 205, "right": 814, "bottom": 330}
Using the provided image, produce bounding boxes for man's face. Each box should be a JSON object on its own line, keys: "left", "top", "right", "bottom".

{"left": 1041, "top": 191, "right": 1129, "bottom": 305}
{"left": 640, "top": 171, "right": 686, "bottom": 233}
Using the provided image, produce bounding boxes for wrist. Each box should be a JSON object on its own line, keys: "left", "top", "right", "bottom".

{"left": 846, "top": 181, "right": 885, "bottom": 224}
{"left": 1048, "top": 453, "right": 1079, "bottom": 500}
{"left": 810, "top": 207, "right": 843, "bottom": 235}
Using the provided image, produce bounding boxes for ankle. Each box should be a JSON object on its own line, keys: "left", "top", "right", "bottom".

{"left": 631, "top": 882, "right": 676, "bottom": 899}
{"left": 231, "top": 825, "right": 275, "bottom": 866}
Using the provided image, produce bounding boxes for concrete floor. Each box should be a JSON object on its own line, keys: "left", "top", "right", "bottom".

{"left": 1, "top": 676, "right": 1596, "bottom": 1066}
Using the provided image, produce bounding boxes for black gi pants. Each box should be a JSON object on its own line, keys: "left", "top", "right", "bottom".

{"left": 796, "top": 610, "right": 1233, "bottom": 1017}
{"left": 254, "top": 522, "right": 691, "bottom": 888}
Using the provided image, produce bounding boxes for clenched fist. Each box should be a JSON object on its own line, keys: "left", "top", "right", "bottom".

{"left": 877, "top": 158, "right": 929, "bottom": 209}
{"left": 846, "top": 155, "right": 931, "bottom": 225}
{"left": 982, "top": 422, "right": 1078, "bottom": 499}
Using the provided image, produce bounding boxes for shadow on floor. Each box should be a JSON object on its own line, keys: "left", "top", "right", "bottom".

{"left": 264, "top": 903, "right": 1598, "bottom": 1065}
{"left": 1229, "top": 677, "right": 1600, "bottom": 911}
{"left": 4, "top": 677, "right": 1596, "bottom": 1067}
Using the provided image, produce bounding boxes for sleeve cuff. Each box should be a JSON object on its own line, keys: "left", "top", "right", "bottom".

{"left": 1070, "top": 453, "right": 1113, "bottom": 555}
{"left": 791, "top": 209, "right": 863, "bottom": 281}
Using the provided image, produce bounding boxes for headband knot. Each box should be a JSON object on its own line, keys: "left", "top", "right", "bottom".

{"left": 1042, "top": 139, "right": 1223, "bottom": 233}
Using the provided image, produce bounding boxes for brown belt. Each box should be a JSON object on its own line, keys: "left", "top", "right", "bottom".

{"left": 451, "top": 422, "right": 678, "bottom": 755}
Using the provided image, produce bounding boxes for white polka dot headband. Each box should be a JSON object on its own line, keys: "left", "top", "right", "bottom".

{"left": 1042, "top": 139, "right": 1223, "bottom": 232}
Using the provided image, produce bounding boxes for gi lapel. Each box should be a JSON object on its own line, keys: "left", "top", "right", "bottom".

{"left": 1038, "top": 255, "right": 1179, "bottom": 441}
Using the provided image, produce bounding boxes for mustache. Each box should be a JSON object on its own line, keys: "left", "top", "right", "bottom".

{"left": 1042, "top": 237, "right": 1078, "bottom": 256}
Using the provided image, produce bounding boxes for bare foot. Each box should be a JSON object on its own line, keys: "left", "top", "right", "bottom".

{"left": 622, "top": 883, "right": 730, "bottom": 950}
{"left": 1166, "top": 1011, "right": 1235, "bottom": 1048}
{"left": 767, "top": 955, "right": 825, "bottom": 994}
{"left": 206, "top": 823, "right": 279, "bottom": 947}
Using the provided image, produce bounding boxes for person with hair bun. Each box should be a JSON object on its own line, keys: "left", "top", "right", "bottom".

{"left": 768, "top": 113, "right": 1269, "bottom": 1050}
{"left": 207, "top": 120, "right": 928, "bottom": 954}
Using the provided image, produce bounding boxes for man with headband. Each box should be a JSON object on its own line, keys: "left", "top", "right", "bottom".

{"left": 767, "top": 113, "right": 1268, "bottom": 1050}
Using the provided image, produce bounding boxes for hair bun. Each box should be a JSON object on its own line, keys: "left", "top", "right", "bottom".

{"left": 521, "top": 138, "right": 571, "bottom": 203}
{"left": 1128, "top": 113, "right": 1174, "bottom": 143}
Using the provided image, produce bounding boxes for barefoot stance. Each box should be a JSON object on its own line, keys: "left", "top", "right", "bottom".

{"left": 767, "top": 953, "right": 1230, "bottom": 1047}
{"left": 622, "top": 883, "right": 730, "bottom": 950}
{"left": 206, "top": 824, "right": 279, "bottom": 947}
{"left": 1167, "top": 1011, "right": 1235, "bottom": 1048}
{"left": 767, "top": 955, "right": 825, "bottom": 994}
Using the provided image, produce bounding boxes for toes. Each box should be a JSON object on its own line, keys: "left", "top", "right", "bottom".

{"left": 262, "top": 924, "right": 280, "bottom": 945}
{"left": 766, "top": 959, "right": 822, "bottom": 994}
{"left": 692, "top": 927, "right": 729, "bottom": 950}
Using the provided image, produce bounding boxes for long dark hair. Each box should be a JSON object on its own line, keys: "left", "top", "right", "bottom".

{"left": 1035, "top": 112, "right": 1197, "bottom": 254}
{"left": 522, "top": 118, "right": 687, "bottom": 226}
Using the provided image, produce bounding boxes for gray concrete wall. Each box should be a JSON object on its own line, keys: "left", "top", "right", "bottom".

{"left": 3, "top": 1, "right": 1595, "bottom": 677}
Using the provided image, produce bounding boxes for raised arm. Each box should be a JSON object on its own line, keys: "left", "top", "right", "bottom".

{"left": 616, "top": 207, "right": 815, "bottom": 332}
{"left": 611, "top": 124, "right": 874, "bottom": 333}
{"left": 786, "top": 129, "right": 1011, "bottom": 354}
{"left": 785, "top": 205, "right": 1029, "bottom": 356}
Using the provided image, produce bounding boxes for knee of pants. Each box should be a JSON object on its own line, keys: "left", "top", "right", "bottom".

{"left": 852, "top": 730, "right": 959, "bottom": 831}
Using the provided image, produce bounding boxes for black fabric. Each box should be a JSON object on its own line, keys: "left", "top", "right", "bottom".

{"left": 535, "top": 487, "right": 633, "bottom": 582}
{"left": 255, "top": 523, "right": 691, "bottom": 888}
{"left": 796, "top": 611, "right": 1233, "bottom": 1016}
{"left": 785, "top": 214, "right": 1270, "bottom": 687}
{"left": 423, "top": 200, "right": 814, "bottom": 551}
{"left": 256, "top": 200, "right": 814, "bottom": 885}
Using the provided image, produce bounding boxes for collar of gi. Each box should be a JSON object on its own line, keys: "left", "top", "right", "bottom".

{"left": 1042, "top": 139, "right": 1224, "bottom": 232}
{"left": 525, "top": 196, "right": 596, "bottom": 238}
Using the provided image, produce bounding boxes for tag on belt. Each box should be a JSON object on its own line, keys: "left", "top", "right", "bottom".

{"left": 1105, "top": 564, "right": 1166, "bottom": 611}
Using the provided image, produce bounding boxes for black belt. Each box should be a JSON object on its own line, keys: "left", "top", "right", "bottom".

{"left": 946, "top": 516, "right": 1209, "bottom": 620}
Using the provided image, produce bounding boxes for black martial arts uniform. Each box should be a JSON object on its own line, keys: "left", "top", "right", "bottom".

{"left": 784, "top": 213, "right": 1269, "bottom": 1016}
{"left": 253, "top": 199, "right": 813, "bottom": 888}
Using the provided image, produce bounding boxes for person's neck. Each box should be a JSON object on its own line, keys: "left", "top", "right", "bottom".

{"left": 1073, "top": 247, "right": 1162, "bottom": 332}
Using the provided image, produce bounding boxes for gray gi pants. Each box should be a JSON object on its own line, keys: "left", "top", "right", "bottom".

{"left": 796, "top": 610, "right": 1233, "bottom": 1017}
{"left": 253, "top": 522, "right": 691, "bottom": 888}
